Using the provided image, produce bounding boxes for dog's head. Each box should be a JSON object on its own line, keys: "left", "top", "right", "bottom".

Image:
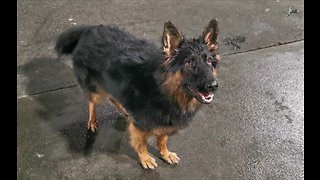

{"left": 162, "top": 19, "right": 220, "bottom": 104}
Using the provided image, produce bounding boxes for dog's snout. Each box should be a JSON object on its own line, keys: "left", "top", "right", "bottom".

{"left": 206, "top": 81, "right": 218, "bottom": 91}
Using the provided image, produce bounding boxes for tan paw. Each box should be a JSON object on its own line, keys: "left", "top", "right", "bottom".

{"left": 88, "top": 121, "right": 98, "bottom": 132}
{"left": 161, "top": 151, "right": 180, "bottom": 164}
{"left": 139, "top": 154, "right": 158, "bottom": 170}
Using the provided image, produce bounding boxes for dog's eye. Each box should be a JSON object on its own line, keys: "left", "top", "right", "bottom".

{"left": 186, "top": 59, "right": 192, "bottom": 67}
{"left": 212, "top": 60, "right": 217, "bottom": 68}
{"left": 206, "top": 57, "right": 212, "bottom": 65}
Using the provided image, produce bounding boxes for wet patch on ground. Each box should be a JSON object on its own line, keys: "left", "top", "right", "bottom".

{"left": 222, "top": 35, "right": 246, "bottom": 50}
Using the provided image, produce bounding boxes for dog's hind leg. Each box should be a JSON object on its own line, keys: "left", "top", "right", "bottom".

{"left": 73, "top": 67, "right": 106, "bottom": 132}
{"left": 128, "top": 122, "right": 158, "bottom": 169}
{"left": 109, "top": 97, "right": 129, "bottom": 116}
{"left": 156, "top": 135, "right": 180, "bottom": 164}
{"left": 88, "top": 92, "right": 105, "bottom": 132}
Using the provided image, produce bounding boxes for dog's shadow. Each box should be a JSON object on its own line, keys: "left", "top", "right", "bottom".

{"left": 18, "top": 57, "right": 160, "bottom": 163}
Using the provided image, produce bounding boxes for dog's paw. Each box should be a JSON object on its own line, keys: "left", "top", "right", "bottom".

{"left": 88, "top": 121, "right": 98, "bottom": 133}
{"left": 161, "top": 151, "right": 180, "bottom": 164}
{"left": 139, "top": 154, "right": 158, "bottom": 170}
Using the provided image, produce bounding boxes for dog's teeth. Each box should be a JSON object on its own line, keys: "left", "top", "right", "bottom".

{"left": 200, "top": 93, "right": 214, "bottom": 103}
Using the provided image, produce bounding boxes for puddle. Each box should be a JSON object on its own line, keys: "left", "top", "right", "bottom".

{"left": 59, "top": 112, "right": 130, "bottom": 155}
{"left": 222, "top": 35, "right": 246, "bottom": 50}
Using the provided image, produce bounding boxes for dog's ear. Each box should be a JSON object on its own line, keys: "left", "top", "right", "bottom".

{"left": 162, "top": 21, "right": 183, "bottom": 58}
{"left": 203, "top": 18, "right": 219, "bottom": 51}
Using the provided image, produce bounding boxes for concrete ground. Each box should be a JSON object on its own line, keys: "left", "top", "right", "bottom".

{"left": 17, "top": 0, "right": 304, "bottom": 179}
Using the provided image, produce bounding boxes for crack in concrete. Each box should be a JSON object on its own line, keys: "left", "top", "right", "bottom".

{"left": 221, "top": 39, "right": 304, "bottom": 57}
{"left": 18, "top": 84, "right": 78, "bottom": 99}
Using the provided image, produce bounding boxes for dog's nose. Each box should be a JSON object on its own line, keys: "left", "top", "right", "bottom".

{"left": 207, "top": 81, "right": 218, "bottom": 91}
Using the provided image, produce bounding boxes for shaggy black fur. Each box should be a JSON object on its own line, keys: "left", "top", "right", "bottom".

{"left": 55, "top": 20, "right": 220, "bottom": 131}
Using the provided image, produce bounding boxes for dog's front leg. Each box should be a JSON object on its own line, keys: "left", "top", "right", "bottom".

{"left": 156, "top": 135, "right": 180, "bottom": 164}
{"left": 128, "top": 122, "right": 158, "bottom": 169}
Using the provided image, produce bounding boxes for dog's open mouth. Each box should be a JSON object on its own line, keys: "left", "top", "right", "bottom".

{"left": 197, "top": 92, "right": 214, "bottom": 103}
{"left": 186, "top": 85, "right": 214, "bottom": 104}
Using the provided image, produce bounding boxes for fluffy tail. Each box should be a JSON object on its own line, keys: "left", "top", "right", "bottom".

{"left": 55, "top": 26, "right": 89, "bottom": 56}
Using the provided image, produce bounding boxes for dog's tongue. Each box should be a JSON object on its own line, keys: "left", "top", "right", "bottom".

{"left": 201, "top": 92, "right": 210, "bottom": 97}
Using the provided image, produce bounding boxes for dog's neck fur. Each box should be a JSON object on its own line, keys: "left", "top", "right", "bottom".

{"left": 159, "top": 69, "right": 201, "bottom": 114}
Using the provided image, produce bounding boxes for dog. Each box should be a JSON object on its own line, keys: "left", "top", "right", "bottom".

{"left": 55, "top": 19, "right": 220, "bottom": 169}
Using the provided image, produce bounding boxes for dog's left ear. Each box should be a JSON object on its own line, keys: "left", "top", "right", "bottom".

{"left": 162, "top": 21, "right": 183, "bottom": 58}
{"left": 203, "top": 18, "right": 219, "bottom": 51}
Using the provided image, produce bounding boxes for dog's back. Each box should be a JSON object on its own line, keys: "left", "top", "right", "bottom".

{"left": 56, "top": 25, "right": 162, "bottom": 90}
{"left": 56, "top": 25, "right": 162, "bottom": 64}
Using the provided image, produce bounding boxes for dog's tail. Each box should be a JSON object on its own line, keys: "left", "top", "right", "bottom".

{"left": 55, "top": 26, "right": 89, "bottom": 56}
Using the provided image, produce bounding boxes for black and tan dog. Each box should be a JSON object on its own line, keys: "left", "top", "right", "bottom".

{"left": 55, "top": 19, "right": 220, "bottom": 169}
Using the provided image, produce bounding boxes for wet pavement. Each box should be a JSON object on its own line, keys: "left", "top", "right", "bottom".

{"left": 17, "top": 0, "right": 304, "bottom": 179}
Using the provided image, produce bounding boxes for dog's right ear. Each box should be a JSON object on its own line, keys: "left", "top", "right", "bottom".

{"left": 162, "top": 21, "right": 183, "bottom": 58}
{"left": 203, "top": 18, "right": 219, "bottom": 51}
